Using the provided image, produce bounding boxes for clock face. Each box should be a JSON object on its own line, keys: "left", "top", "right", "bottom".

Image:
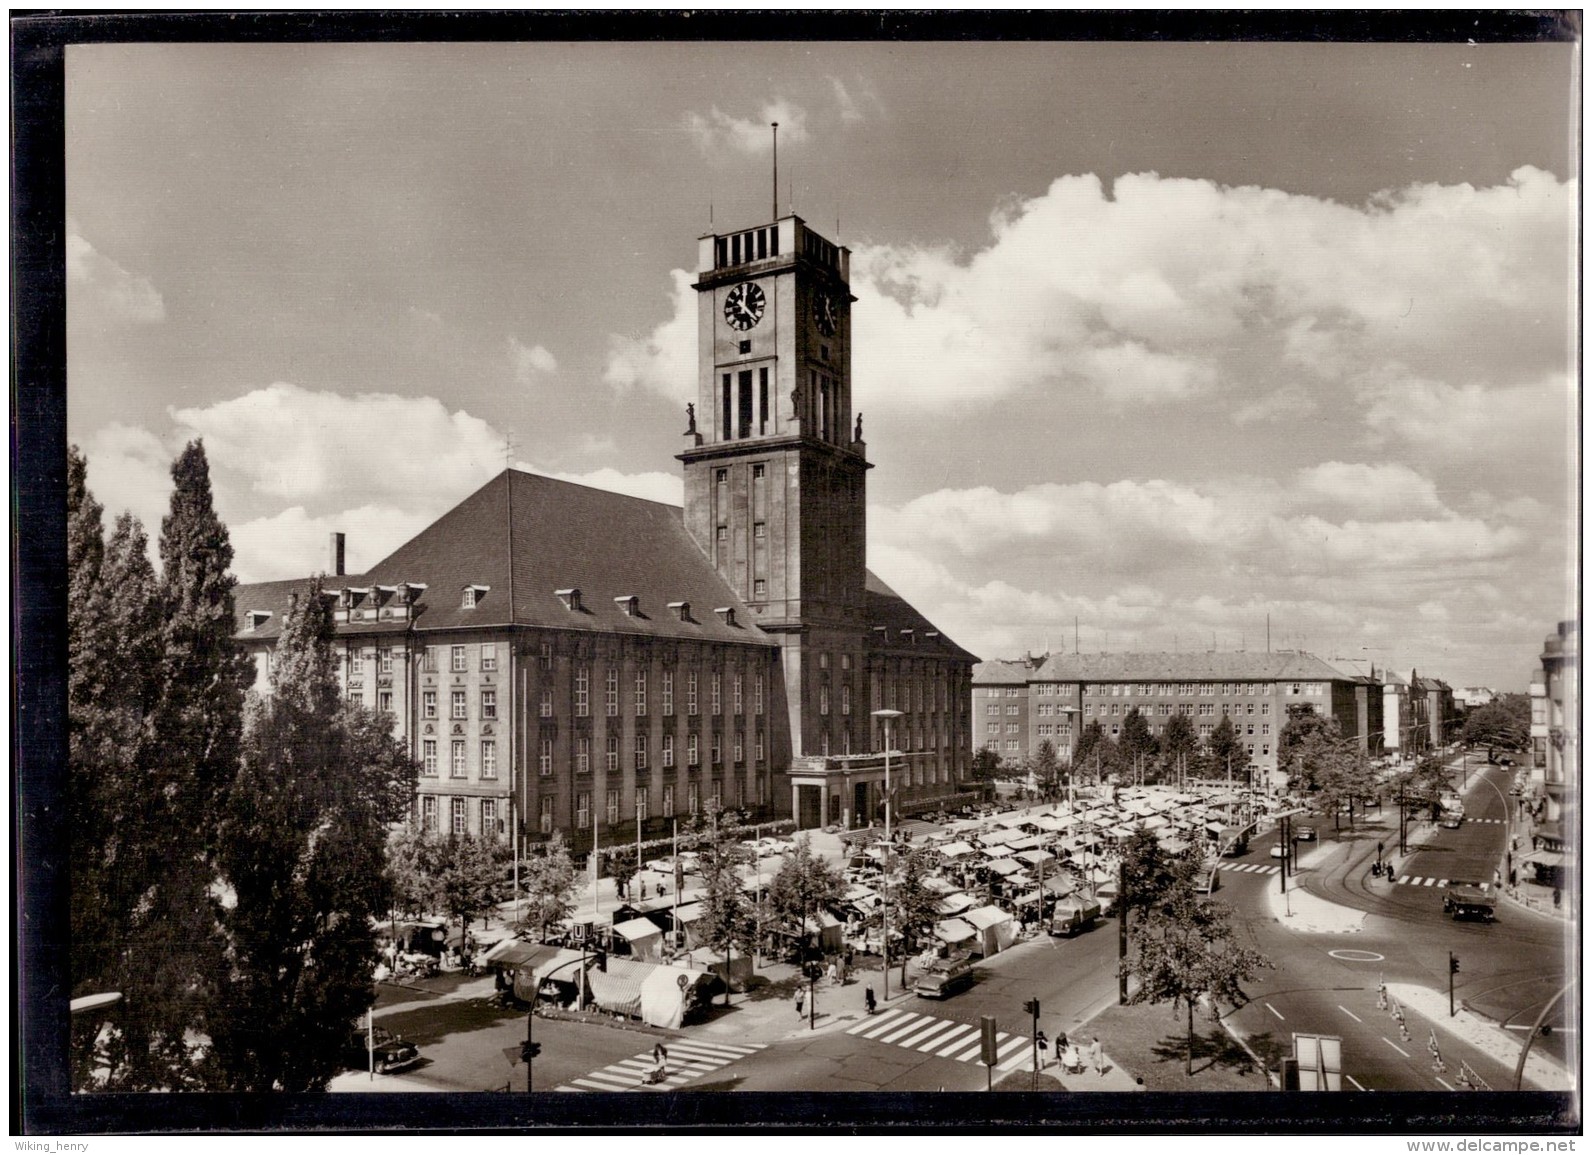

{"left": 723, "top": 282, "right": 766, "bottom": 331}
{"left": 814, "top": 291, "right": 837, "bottom": 336}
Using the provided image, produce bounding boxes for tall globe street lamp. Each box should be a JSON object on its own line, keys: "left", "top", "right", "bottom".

{"left": 873, "top": 709, "right": 904, "bottom": 999}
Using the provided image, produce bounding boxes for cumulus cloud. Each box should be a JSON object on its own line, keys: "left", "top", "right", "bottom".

{"left": 508, "top": 336, "right": 558, "bottom": 382}
{"left": 229, "top": 503, "right": 437, "bottom": 583}
{"left": 605, "top": 168, "right": 1572, "bottom": 430}
{"left": 686, "top": 100, "right": 809, "bottom": 154}
{"left": 867, "top": 459, "right": 1550, "bottom": 668}
{"left": 78, "top": 384, "right": 698, "bottom": 583}
{"left": 67, "top": 229, "right": 166, "bottom": 324}
{"left": 79, "top": 423, "right": 177, "bottom": 537}
{"left": 170, "top": 383, "right": 505, "bottom": 508}
{"left": 602, "top": 268, "right": 697, "bottom": 401}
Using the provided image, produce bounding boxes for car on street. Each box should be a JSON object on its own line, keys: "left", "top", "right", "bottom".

{"left": 1296, "top": 825, "right": 1317, "bottom": 842}
{"left": 913, "top": 954, "right": 976, "bottom": 999}
{"left": 1443, "top": 884, "right": 1496, "bottom": 922}
{"left": 344, "top": 1025, "right": 421, "bottom": 1075}
{"left": 1270, "top": 843, "right": 1286, "bottom": 858}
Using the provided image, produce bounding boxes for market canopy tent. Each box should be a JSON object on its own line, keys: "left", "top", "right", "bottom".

{"left": 611, "top": 916, "right": 666, "bottom": 964}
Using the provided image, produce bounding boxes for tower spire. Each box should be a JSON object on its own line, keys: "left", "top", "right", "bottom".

{"left": 771, "top": 122, "right": 779, "bottom": 221}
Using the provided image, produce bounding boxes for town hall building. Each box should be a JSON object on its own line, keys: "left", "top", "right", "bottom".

{"left": 234, "top": 213, "right": 978, "bottom": 855}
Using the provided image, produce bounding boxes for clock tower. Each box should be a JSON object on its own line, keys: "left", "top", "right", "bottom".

{"left": 680, "top": 215, "right": 870, "bottom": 758}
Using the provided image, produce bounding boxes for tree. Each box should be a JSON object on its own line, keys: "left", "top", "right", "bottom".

{"left": 1025, "top": 739, "right": 1062, "bottom": 800}
{"left": 687, "top": 804, "right": 756, "bottom": 1003}
{"left": 207, "top": 576, "right": 417, "bottom": 1091}
{"left": 1278, "top": 704, "right": 1337, "bottom": 790}
{"left": 1121, "top": 885, "right": 1272, "bottom": 1076}
{"left": 1204, "top": 716, "right": 1252, "bottom": 786}
{"left": 1461, "top": 696, "right": 1530, "bottom": 762}
{"left": 1073, "top": 720, "right": 1109, "bottom": 779}
{"left": 766, "top": 835, "right": 846, "bottom": 956}
{"left": 1160, "top": 713, "right": 1198, "bottom": 785}
{"left": 969, "top": 747, "right": 1002, "bottom": 798}
{"left": 518, "top": 833, "right": 579, "bottom": 941}
{"left": 68, "top": 451, "right": 182, "bottom": 1088}
{"left": 433, "top": 833, "right": 512, "bottom": 948}
{"left": 386, "top": 825, "right": 440, "bottom": 921}
{"left": 884, "top": 847, "right": 945, "bottom": 970}
{"left": 607, "top": 847, "right": 639, "bottom": 901}
{"left": 1119, "top": 708, "right": 1158, "bottom": 782}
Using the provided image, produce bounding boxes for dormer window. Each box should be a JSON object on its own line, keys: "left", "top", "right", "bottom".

{"left": 246, "top": 610, "right": 272, "bottom": 632}
{"left": 401, "top": 582, "right": 427, "bottom": 604}
{"left": 556, "top": 588, "right": 582, "bottom": 613}
{"left": 615, "top": 595, "right": 640, "bottom": 617}
{"left": 668, "top": 600, "right": 691, "bottom": 622}
{"left": 462, "top": 584, "right": 490, "bottom": 609}
{"left": 374, "top": 585, "right": 397, "bottom": 606}
{"left": 925, "top": 631, "right": 940, "bottom": 640}
{"left": 714, "top": 607, "right": 736, "bottom": 627}
{"left": 900, "top": 629, "right": 915, "bottom": 645}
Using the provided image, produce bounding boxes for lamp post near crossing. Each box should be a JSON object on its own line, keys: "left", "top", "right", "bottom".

{"left": 873, "top": 709, "right": 904, "bottom": 1001}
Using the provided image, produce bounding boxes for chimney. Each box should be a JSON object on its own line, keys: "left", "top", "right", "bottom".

{"left": 329, "top": 532, "right": 346, "bottom": 577}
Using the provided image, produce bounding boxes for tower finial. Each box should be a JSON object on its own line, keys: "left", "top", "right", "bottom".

{"left": 771, "top": 122, "right": 779, "bottom": 222}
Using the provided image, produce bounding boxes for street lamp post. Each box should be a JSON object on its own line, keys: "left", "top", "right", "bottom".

{"left": 873, "top": 708, "right": 904, "bottom": 1001}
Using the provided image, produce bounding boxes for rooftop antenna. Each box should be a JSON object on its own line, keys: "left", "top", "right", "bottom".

{"left": 503, "top": 430, "right": 517, "bottom": 470}
{"left": 771, "top": 122, "right": 778, "bottom": 222}
{"left": 1074, "top": 617, "right": 1079, "bottom": 655}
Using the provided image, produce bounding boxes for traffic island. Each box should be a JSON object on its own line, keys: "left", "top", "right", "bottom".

{"left": 1077, "top": 1002, "right": 1272, "bottom": 1092}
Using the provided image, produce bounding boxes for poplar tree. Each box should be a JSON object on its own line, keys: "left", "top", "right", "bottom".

{"left": 208, "top": 576, "right": 416, "bottom": 1091}
{"left": 517, "top": 833, "right": 579, "bottom": 941}
{"left": 69, "top": 444, "right": 215, "bottom": 1089}
{"left": 766, "top": 835, "right": 845, "bottom": 953}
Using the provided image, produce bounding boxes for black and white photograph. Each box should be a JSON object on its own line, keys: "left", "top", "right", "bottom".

{"left": 14, "top": 11, "right": 1580, "bottom": 1140}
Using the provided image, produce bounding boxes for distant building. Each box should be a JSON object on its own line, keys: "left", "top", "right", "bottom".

{"left": 1380, "top": 669, "right": 1411, "bottom": 759}
{"left": 1537, "top": 620, "right": 1577, "bottom": 825}
{"left": 1455, "top": 686, "right": 1498, "bottom": 709}
{"left": 971, "top": 650, "right": 1385, "bottom": 789}
{"left": 1407, "top": 670, "right": 1460, "bottom": 753}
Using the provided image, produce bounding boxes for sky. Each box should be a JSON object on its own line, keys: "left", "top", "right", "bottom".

{"left": 65, "top": 39, "right": 1578, "bottom": 692}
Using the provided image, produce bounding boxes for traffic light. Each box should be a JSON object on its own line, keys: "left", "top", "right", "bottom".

{"left": 593, "top": 947, "right": 607, "bottom": 972}
{"left": 1449, "top": 955, "right": 1460, "bottom": 975}
{"left": 520, "top": 1041, "right": 542, "bottom": 1061}
{"left": 1023, "top": 998, "right": 1040, "bottom": 1017}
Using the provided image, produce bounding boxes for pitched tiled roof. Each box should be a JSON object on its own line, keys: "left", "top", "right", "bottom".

{"left": 972, "top": 659, "right": 1037, "bottom": 685}
{"left": 235, "top": 470, "right": 975, "bottom": 665}
{"left": 235, "top": 470, "right": 772, "bottom": 648}
{"left": 863, "top": 570, "right": 979, "bottom": 664}
{"left": 1028, "top": 650, "right": 1360, "bottom": 683}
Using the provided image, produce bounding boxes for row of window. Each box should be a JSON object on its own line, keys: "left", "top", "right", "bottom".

{"left": 989, "top": 735, "right": 1275, "bottom": 758}
{"left": 421, "top": 739, "right": 500, "bottom": 779}
{"left": 1082, "top": 701, "right": 1270, "bottom": 718}
{"left": 545, "top": 668, "right": 766, "bottom": 719}
{"left": 1012, "top": 681, "right": 1326, "bottom": 698}
{"left": 537, "top": 730, "right": 766, "bottom": 774}
{"left": 418, "top": 794, "right": 501, "bottom": 836}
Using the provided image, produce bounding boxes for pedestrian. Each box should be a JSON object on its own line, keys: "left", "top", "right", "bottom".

{"left": 640, "top": 878, "right": 649, "bottom": 900}
{"left": 1509, "top": 868, "right": 1517, "bottom": 889}
{"left": 1089, "top": 1036, "right": 1103, "bottom": 1077}
{"left": 652, "top": 1041, "right": 668, "bottom": 1072}
{"left": 1493, "top": 868, "right": 1501, "bottom": 889}
{"left": 1035, "top": 1029, "right": 1049, "bottom": 1068}
{"left": 794, "top": 986, "right": 805, "bottom": 1017}
{"left": 1553, "top": 888, "right": 1561, "bottom": 908}
{"left": 865, "top": 985, "right": 877, "bottom": 1015}
{"left": 1054, "top": 1030, "right": 1068, "bottom": 1068}
{"left": 828, "top": 960, "right": 839, "bottom": 986}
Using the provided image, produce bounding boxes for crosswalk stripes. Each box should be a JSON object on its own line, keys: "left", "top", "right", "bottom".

{"left": 555, "top": 1039, "right": 767, "bottom": 1092}
{"left": 844, "top": 1007, "right": 1034, "bottom": 1071}
{"left": 1217, "top": 862, "right": 1281, "bottom": 875}
{"left": 1394, "top": 876, "right": 1449, "bottom": 888}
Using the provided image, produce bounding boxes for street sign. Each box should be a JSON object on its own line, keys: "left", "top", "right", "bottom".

{"left": 1291, "top": 1033, "right": 1342, "bottom": 1091}
{"left": 502, "top": 1045, "right": 521, "bottom": 1068}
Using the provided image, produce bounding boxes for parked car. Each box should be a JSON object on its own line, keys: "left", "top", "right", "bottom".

{"left": 1441, "top": 811, "right": 1464, "bottom": 829}
{"left": 345, "top": 1025, "right": 421, "bottom": 1075}
{"left": 1296, "top": 825, "right": 1317, "bottom": 842}
{"left": 914, "top": 953, "right": 977, "bottom": 999}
